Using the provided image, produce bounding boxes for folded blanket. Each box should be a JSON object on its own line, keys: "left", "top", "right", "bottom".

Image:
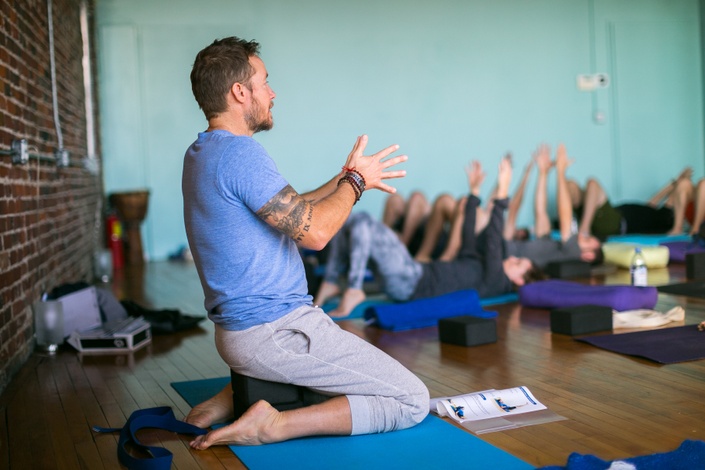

{"left": 364, "top": 289, "right": 497, "bottom": 331}
{"left": 519, "top": 280, "right": 658, "bottom": 311}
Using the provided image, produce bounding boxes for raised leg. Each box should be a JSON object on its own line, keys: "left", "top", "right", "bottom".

{"left": 665, "top": 177, "right": 694, "bottom": 235}
{"left": 414, "top": 193, "right": 456, "bottom": 262}
{"left": 690, "top": 179, "right": 705, "bottom": 235}
{"left": 577, "top": 178, "right": 607, "bottom": 236}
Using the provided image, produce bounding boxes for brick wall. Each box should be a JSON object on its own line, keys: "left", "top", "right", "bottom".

{"left": 0, "top": 0, "right": 101, "bottom": 395}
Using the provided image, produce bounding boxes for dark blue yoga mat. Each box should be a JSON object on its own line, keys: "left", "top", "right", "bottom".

{"left": 539, "top": 439, "right": 705, "bottom": 470}
{"left": 322, "top": 291, "right": 517, "bottom": 322}
{"left": 364, "top": 289, "right": 498, "bottom": 331}
{"left": 172, "top": 377, "right": 533, "bottom": 470}
{"left": 577, "top": 324, "right": 705, "bottom": 364}
{"left": 321, "top": 295, "right": 392, "bottom": 320}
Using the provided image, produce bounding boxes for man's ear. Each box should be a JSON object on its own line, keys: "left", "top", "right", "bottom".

{"left": 230, "top": 82, "right": 248, "bottom": 103}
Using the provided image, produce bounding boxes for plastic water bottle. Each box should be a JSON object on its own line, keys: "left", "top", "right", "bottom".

{"left": 630, "top": 247, "right": 647, "bottom": 286}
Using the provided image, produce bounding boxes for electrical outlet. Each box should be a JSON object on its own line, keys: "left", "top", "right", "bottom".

{"left": 55, "top": 148, "right": 70, "bottom": 167}
{"left": 11, "top": 139, "right": 28, "bottom": 164}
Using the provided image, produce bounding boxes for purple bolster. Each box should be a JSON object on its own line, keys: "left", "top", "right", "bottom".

{"left": 518, "top": 279, "right": 658, "bottom": 311}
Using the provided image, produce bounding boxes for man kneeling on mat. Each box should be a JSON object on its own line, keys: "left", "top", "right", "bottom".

{"left": 182, "top": 37, "right": 428, "bottom": 448}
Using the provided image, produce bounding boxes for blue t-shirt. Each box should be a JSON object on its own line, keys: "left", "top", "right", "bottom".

{"left": 182, "top": 130, "right": 312, "bottom": 330}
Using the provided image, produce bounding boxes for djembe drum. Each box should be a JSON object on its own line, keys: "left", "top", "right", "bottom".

{"left": 109, "top": 190, "right": 150, "bottom": 265}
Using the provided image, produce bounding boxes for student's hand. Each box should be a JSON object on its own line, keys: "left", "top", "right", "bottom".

{"left": 465, "top": 160, "right": 485, "bottom": 196}
{"left": 496, "top": 155, "right": 512, "bottom": 199}
{"left": 554, "top": 144, "right": 573, "bottom": 174}
{"left": 342, "top": 135, "right": 408, "bottom": 194}
{"left": 521, "top": 155, "right": 535, "bottom": 178}
{"left": 677, "top": 167, "right": 693, "bottom": 181}
{"left": 535, "top": 143, "right": 552, "bottom": 175}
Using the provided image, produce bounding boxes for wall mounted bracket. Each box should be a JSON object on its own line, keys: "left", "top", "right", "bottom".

{"left": 11, "top": 139, "right": 28, "bottom": 164}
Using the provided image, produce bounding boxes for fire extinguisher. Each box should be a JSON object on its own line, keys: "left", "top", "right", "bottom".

{"left": 106, "top": 212, "right": 125, "bottom": 270}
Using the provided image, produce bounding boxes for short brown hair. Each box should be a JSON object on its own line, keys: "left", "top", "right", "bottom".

{"left": 523, "top": 262, "right": 547, "bottom": 286}
{"left": 190, "top": 37, "right": 260, "bottom": 120}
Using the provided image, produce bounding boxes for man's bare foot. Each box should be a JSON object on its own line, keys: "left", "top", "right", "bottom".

{"left": 185, "top": 384, "right": 235, "bottom": 429}
{"left": 328, "top": 288, "right": 366, "bottom": 318}
{"left": 190, "top": 400, "right": 281, "bottom": 449}
{"left": 313, "top": 281, "right": 341, "bottom": 307}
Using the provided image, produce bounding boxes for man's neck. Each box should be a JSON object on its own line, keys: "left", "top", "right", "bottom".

{"left": 206, "top": 115, "right": 252, "bottom": 136}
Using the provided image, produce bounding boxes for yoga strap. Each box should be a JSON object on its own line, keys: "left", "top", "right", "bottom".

{"left": 93, "top": 406, "right": 207, "bottom": 470}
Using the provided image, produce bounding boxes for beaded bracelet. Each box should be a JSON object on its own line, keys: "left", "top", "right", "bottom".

{"left": 338, "top": 173, "right": 362, "bottom": 203}
{"left": 342, "top": 166, "right": 367, "bottom": 188}
{"left": 346, "top": 171, "right": 366, "bottom": 194}
{"left": 339, "top": 176, "right": 361, "bottom": 203}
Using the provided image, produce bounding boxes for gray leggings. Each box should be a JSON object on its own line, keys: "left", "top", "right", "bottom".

{"left": 215, "top": 304, "right": 429, "bottom": 435}
{"left": 323, "top": 212, "right": 423, "bottom": 301}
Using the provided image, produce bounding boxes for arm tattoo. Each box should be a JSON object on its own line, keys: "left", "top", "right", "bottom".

{"left": 257, "top": 185, "right": 314, "bottom": 243}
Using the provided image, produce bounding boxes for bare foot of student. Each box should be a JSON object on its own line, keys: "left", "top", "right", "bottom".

{"left": 328, "top": 288, "right": 366, "bottom": 318}
{"left": 190, "top": 400, "right": 281, "bottom": 449}
{"left": 414, "top": 253, "right": 431, "bottom": 263}
{"left": 313, "top": 281, "right": 341, "bottom": 307}
{"left": 185, "top": 384, "right": 235, "bottom": 428}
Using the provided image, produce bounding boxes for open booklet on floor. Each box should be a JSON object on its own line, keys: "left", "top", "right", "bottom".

{"left": 430, "top": 386, "right": 566, "bottom": 434}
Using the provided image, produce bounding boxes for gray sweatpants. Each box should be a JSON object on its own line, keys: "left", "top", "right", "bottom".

{"left": 215, "top": 304, "right": 429, "bottom": 435}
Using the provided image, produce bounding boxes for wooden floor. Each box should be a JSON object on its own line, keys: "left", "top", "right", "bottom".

{"left": 1, "top": 260, "right": 705, "bottom": 469}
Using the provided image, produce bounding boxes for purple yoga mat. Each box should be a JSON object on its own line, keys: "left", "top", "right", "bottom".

{"left": 577, "top": 325, "right": 705, "bottom": 364}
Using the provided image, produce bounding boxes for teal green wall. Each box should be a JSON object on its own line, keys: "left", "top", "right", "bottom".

{"left": 96, "top": 0, "right": 704, "bottom": 260}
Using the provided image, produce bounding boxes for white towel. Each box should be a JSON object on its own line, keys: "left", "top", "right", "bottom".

{"left": 612, "top": 306, "right": 685, "bottom": 329}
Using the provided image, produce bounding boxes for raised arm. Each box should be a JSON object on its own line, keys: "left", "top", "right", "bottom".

{"left": 504, "top": 153, "right": 533, "bottom": 240}
{"left": 481, "top": 156, "right": 512, "bottom": 287}
{"left": 257, "top": 135, "right": 407, "bottom": 250}
{"left": 554, "top": 144, "right": 574, "bottom": 242}
{"left": 456, "top": 161, "right": 486, "bottom": 258}
{"left": 533, "top": 144, "right": 552, "bottom": 238}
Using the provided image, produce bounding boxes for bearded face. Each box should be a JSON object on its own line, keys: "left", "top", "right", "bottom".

{"left": 244, "top": 92, "right": 273, "bottom": 134}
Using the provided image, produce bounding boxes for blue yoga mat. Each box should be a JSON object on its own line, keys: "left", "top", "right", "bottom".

{"left": 322, "top": 292, "right": 518, "bottom": 322}
{"left": 539, "top": 439, "right": 705, "bottom": 470}
{"left": 321, "top": 296, "right": 392, "bottom": 320}
{"left": 364, "top": 289, "right": 498, "bottom": 331}
{"left": 172, "top": 377, "right": 533, "bottom": 470}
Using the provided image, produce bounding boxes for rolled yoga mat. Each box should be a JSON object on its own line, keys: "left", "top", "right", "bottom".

{"left": 363, "top": 289, "right": 498, "bottom": 331}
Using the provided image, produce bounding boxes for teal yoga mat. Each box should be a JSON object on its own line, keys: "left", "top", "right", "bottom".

{"left": 606, "top": 233, "right": 691, "bottom": 245}
{"left": 172, "top": 377, "right": 533, "bottom": 470}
